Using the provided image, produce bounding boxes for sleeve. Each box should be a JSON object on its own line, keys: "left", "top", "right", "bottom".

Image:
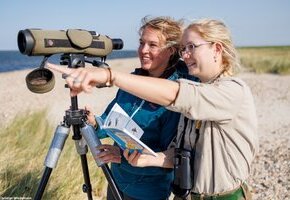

{"left": 166, "top": 78, "right": 245, "bottom": 122}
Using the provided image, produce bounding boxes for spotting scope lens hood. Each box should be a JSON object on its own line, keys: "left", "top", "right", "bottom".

{"left": 25, "top": 68, "right": 55, "bottom": 94}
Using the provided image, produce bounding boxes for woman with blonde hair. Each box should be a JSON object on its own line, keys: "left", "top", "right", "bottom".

{"left": 85, "top": 16, "right": 189, "bottom": 200}
{"left": 47, "top": 18, "right": 258, "bottom": 200}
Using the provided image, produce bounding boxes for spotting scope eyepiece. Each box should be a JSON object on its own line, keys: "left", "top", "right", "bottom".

{"left": 17, "top": 29, "right": 123, "bottom": 57}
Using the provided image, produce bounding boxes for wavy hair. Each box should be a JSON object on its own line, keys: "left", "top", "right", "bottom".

{"left": 185, "top": 18, "right": 241, "bottom": 76}
{"left": 139, "top": 16, "right": 183, "bottom": 66}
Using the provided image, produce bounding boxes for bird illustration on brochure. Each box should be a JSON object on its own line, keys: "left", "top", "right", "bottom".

{"left": 96, "top": 103, "right": 157, "bottom": 157}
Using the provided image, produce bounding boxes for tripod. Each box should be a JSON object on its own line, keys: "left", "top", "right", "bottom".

{"left": 34, "top": 54, "right": 122, "bottom": 200}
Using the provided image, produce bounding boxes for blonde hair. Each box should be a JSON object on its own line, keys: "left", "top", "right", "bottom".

{"left": 139, "top": 16, "right": 183, "bottom": 65}
{"left": 185, "top": 18, "right": 241, "bottom": 76}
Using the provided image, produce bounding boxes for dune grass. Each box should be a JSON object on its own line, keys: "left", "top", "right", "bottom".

{"left": 0, "top": 110, "right": 109, "bottom": 200}
{"left": 238, "top": 46, "right": 290, "bottom": 74}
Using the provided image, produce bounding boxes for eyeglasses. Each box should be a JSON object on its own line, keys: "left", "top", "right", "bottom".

{"left": 179, "top": 42, "right": 212, "bottom": 57}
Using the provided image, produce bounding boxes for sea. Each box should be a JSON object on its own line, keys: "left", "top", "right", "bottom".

{"left": 0, "top": 50, "right": 138, "bottom": 73}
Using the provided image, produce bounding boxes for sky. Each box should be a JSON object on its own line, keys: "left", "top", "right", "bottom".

{"left": 0, "top": 0, "right": 289, "bottom": 50}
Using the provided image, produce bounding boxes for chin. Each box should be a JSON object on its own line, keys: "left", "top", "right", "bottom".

{"left": 141, "top": 64, "right": 152, "bottom": 71}
{"left": 188, "top": 69, "right": 199, "bottom": 76}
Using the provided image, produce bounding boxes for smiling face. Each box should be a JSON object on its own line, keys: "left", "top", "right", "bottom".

{"left": 138, "top": 27, "right": 172, "bottom": 77}
{"left": 181, "top": 29, "right": 222, "bottom": 82}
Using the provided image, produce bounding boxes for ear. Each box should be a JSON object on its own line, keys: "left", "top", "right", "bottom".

{"left": 213, "top": 42, "right": 223, "bottom": 56}
{"left": 166, "top": 46, "right": 175, "bottom": 56}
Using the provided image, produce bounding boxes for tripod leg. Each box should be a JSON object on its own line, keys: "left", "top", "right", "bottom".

{"left": 75, "top": 138, "right": 93, "bottom": 200}
{"left": 81, "top": 124, "right": 123, "bottom": 200}
{"left": 34, "top": 124, "right": 70, "bottom": 200}
{"left": 80, "top": 155, "right": 93, "bottom": 199}
{"left": 34, "top": 168, "right": 52, "bottom": 200}
{"left": 101, "top": 165, "right": 123, "bottom": 200}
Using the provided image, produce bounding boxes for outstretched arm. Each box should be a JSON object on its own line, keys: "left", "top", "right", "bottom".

{"left": 46, "top": 63, "right": 180, "bottom": 106}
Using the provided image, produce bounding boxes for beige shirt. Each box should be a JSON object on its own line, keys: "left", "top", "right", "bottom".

{"left": 167, "top": 77, "right": 258, "bottom": 194}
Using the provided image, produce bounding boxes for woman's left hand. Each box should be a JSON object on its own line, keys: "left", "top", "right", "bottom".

{"left": 123, "top": 149, "right": 152, "bottom": 167}
{"left": 124, "top": 148, "right": 175, "bottom": 168}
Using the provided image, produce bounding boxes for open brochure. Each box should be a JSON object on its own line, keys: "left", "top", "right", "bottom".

{"left": 96, "top": 103, "right": 157, "bottom": 157}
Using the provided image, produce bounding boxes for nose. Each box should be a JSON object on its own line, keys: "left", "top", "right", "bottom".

{"left": 181, "top": 51, "right": 191, "bottom": 59}
{"left": 139, "top": 43, "right": 150, "bottom": 53}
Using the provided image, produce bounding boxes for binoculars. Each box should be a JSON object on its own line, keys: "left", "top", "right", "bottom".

{"left": 172, "top": 148, "right": 193, "bottom": 198}
{"left": 17, "top": 29, "right": 123, "bottom": 94}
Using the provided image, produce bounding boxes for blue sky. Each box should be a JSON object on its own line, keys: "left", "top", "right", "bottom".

{"left": 0, "top": 0, "right": 289, "bottom": 50}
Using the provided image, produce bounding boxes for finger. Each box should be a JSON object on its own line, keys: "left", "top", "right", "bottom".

{"left": 66, "top": 74, "right": 77, "bottom": 89}
{"left": 95, "top": 154, "right": 112, "bottom": 164}
{"left": 85, "top": 105, "right": 94, "bottom": 114}
{"left": 46, "top": 63, "right": 81, "bottom": 93}
{"left": 70, "top": 86, "right": 93, "bottom": 96}
{"left": 97, "top": 145, "right": 121, "bottom": 157}
{"left": 96, "top": 151, "right": 121, "bottom": 163}
{"left": 123, "top": 149, "right": 130, "bottom": 160}
{"left": 103, "top": 156, "right": 121, "bottom": 164}
{"left": 69, "top": 68, "right": 84, "bottom": 89}
{"left": 71, "top": 73, "right": 84, "bottom": 88}
{"left": 96, "top": 150, "right": 111, "bottom": 158}
{"left": 46, "top": 62, "right": 73, "bottom": 75}
{"left": 104, "top": 145, "right": 120, "bottom": 153}
{"left": 102, "top": 154, "right": 121, "bottom": 163}
{"left": 85, "top": 106, "right": 96, "bottom": 124}
{"left": 131, "top": 152, "right": 141, "bottom": 165}
{"left": 96, "top": 150, "right": 119, "bottom": 160}
{"left": 97, "top": 144, "right": 115, "bottom": 151}
{"left": 70, "top": 88, "right": 81, "bottom": 97}
{"left": 127, "top": 150, "right": 138, "bottom": 163}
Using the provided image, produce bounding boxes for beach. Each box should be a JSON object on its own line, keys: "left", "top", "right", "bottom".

{"left": 0, "top": 58, "right": 138, "bottom": 127}
{"left": 0, "top": 57, "right": 289, "bottom": 199}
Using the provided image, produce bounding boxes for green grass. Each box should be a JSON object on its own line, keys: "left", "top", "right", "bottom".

{"left": 0, "top": 110, "right": 109, "bottom": 200}
{"left": 238, "top": 46, "right": 290, "bottom": 75}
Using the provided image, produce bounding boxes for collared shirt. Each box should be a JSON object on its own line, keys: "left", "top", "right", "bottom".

{"left": 167, "top": 77, "right": 259, "bottom": 194}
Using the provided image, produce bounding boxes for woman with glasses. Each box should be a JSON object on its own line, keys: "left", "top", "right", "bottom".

{"left": 47, "top": 18, "right": 258, "bottom": 200}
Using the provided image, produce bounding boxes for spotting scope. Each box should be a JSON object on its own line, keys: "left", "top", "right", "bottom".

{"left": 17, "top": 29, "right": 123, "bottom": 57}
